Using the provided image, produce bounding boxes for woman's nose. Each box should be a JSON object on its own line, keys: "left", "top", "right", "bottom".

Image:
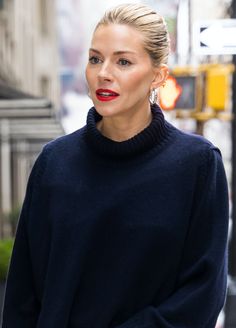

{"left": 97, "top": 62, "right": 113, "bottom": 81}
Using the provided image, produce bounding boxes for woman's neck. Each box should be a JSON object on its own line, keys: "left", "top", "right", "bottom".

{"left": 96, "top": 105, "right": 153, "bottom": 142}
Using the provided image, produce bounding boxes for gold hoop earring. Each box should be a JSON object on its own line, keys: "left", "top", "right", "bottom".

{"left": 149, "top": 88, "right": 158, "bottom": 105}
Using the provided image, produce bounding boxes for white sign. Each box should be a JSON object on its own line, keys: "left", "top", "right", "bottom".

{"left": 193, "top": 19, "right": 236, "bottom": 55}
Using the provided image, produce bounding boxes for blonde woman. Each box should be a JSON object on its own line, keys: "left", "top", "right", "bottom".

{"left": 2, "top": 3, "right": 229, "bottom": 328}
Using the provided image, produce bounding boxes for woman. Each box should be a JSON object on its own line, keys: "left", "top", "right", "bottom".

{"left": 2, "top": 3, "right": 229, "bottom": 328}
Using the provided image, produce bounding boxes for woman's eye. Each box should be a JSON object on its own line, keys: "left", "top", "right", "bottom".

{"left": 89, "top": 56, "right": 101, "bottom": 64}
{"left": 118, "top": 59, "right": 131, "bottom": 66}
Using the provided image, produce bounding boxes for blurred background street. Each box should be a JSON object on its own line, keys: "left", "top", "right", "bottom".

{"left": 0, "top": 0, "right": 236, "bottom": 326}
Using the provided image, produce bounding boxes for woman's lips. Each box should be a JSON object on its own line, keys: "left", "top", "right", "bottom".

{"left": 96, "top": 89, "right": 119, "bottom": 102}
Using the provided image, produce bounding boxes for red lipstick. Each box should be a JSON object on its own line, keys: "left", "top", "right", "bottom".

{"left": 96, "top": 89, "right": 119, "bottom": 102}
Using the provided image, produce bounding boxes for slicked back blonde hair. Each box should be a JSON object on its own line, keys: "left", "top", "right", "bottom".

{"left": 95, "top": 3, "right": 170, "bottom": 66}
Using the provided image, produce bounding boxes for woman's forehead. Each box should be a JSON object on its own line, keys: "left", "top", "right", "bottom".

{"left": 91, "top": 24, "right": 147, "bottom": 55}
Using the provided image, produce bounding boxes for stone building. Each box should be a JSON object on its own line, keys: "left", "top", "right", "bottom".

{"left": 0, "top": 0, "right": 59, "bottom": 107}
{"left": 0, "top": 0, "right": 64, "bottom": 237}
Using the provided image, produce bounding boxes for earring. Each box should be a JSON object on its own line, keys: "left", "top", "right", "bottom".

{"left": 149, "top": 88, "right": 158, "bottom": 105}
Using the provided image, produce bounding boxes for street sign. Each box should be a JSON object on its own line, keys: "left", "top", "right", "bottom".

{"left": 193, "top": 19, "right": 236, "bottom": 55}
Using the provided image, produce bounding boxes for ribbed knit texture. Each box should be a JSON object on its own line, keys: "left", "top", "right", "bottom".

{"left": 85, "top": 104, "right": 172, "bottom": 159}
{"left": 2, "top": 105, "right": 229, "bottom": 328}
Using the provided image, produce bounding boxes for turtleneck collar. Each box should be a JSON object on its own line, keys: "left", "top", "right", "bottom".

{"left": 84, "top": 104, "right": 171, "bottom": 159}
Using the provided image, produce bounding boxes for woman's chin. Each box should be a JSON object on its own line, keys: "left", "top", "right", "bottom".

{"left": 94, "top": 103, "right": 121, "bottom": 118}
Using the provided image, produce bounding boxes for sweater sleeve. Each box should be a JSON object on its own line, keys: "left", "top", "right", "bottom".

{"left": 1, "top": 147, "right": 48, "bottom": 328}
{"left": 115, "top": 147, "right": 229, "bottom": 328}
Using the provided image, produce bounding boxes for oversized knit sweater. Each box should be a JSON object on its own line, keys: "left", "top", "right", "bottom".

{"left": 2, "top": 104, "right": 229, "bottom": 328}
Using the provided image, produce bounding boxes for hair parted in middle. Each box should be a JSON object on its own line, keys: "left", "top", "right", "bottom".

{"left": 95, "top": 3, "right": 170, "bottom": 67}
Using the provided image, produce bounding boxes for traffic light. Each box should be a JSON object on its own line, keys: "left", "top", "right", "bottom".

{"left": 204, "top": 64, "right": 234, "bottom": 111}
{"left": 159, "top": 76, "right": 182, "bottom": 110}
{"left": 160, "top": 66, "right": 201, "bottom": 112}
{"left": 159, "top": 64, "right": 234, "bottom": 117}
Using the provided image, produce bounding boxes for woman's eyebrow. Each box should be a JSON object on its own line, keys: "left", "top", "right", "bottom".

{"left": 89, "top": 48, "right": 136, "bottom": 55}
{"left": 89, "top": 48, "right": 101, "bottom": 54}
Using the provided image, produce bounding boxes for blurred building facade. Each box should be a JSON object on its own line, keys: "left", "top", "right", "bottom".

{"left": 0, "top": 0, "right": 64, "bottom": 238}
{"left": 0, "top": 0, "right": 60, "bottom": 107}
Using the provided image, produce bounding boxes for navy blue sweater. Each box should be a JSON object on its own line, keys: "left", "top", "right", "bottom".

{"left": 2, "top": 104, "right": 229, "bottom": 328}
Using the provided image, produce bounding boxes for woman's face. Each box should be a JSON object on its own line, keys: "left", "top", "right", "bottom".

{"left": 86, "top": 24, "right": 165, "bottom": 118}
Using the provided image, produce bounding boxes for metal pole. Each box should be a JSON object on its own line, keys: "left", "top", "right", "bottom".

{"left": 230, "top": 49, "right": 236, "bottom": 277}
{"left": 224, "top": 1, "right": 236, "bottom": 326}
{"left": 229, "top": 0, "right": 236, "bottom": 280}
{"left": 188, "top": 0, "right": 192, "bottom": 64}
{"left": 177, "top": 0, "right": 191, "bottom": 65}
{"left": 0, "top": 119, "right": 11, "bottom": 238}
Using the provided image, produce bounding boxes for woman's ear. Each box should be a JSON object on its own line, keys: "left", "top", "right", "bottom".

{"left": 151, "top": 64, "right": 169, "bottom": 89}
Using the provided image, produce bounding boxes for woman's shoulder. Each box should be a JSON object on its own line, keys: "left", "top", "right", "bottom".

{"left": 163, "top": 121, "right": 223, "bottom": 176}
{"left": 167, "top": 121, "right": 221, "bottom": 156}
{"left": 40, "top": 125, "right": 87, "bottom": 158}
{"left": 46, "top": 125, "right": 86, "bottom": 149}
{"left": 163, "top": 123, "right": 226, "bottom": 192}
{"left": 32, "top": 125, "right": 87, "bottom": 173}
{"left": 28, "top": 126, "right": 88, "bottom": 183}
